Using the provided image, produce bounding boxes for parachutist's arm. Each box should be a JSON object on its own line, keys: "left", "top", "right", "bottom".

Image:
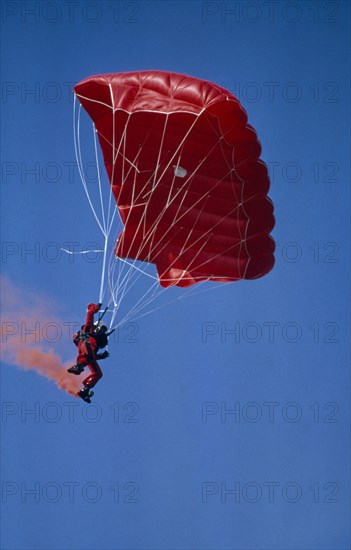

{"left": 83, "top": 303, "right": 101, "bottom": 332}
{"left": 96, "top": 351, "right": 109, "bottom": 360}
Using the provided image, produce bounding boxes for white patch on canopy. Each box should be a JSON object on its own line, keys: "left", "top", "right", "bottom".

{"left": 173, "top": 165, "right": 187, "bottom": 178}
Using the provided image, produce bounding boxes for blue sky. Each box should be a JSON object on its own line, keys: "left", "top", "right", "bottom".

{"left": 1, "top": 1, "right": 350, "bottom": 549}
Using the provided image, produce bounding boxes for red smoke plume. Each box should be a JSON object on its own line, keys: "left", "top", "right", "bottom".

{"left": 0, "top": 276, "right": 83, "bottom": 396}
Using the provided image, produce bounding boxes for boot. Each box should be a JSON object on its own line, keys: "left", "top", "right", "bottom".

{"left": 77, "top": 385, "right": 94, "bottom": 403}
{"left": 67, "top": 363, "right": 84, "bottom": 375}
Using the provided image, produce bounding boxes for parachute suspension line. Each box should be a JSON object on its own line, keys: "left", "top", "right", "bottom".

{"left": 116, "top": 256, "right": 236, "bottom": 329}
{"left": 148, "top": 166, "right": 243, "bottom": 277}
{"left": 107, "top": 194, "right": 141, "bottom": 308}
{"left": 106, "top": 84, "right": 116, "bottom": 237}
{"left": 94, "top": 103, "right": 137, "bottom": 312}
{"left": 156, "top": 183, "right": 246, "bottom": 282}
{"left": 227, "top": 145, "right": 252, "bottom": 280}
{"left": 107, "top": 112, "right": 241, "bottom": 323}
{"left": 92, "top": 123, "right": 107, "bottom": 235}
{"left": 117, "top": 254, "right": 242, "bottom": 327}
{"left": 98, "top": 235, "right": 109, "bottom": 304}
{"left": 116, "top": 277, "right": 159, "bottom": 325}
{"left": 140, "top": 204, "right": 210, "bottom": 291}
{"left": 105, "top": 114, "right": 135, "bottom": 239}
{"left": 106, "top": 146, "right": 158, "bottom": 321}
{"left": 118, "top": 297, "right": 182, "bottom": 325}
{"left": 113, "top": 114, "right": 173, "bottom": 291}
{"left": 109, "top": 307, "right": 118, "bottom": 331}
{"left": 74, "top": 92, "right": 112, "bottom": 111}
{"left": 116, "top": 258, "right": 158, "bottom": 279}
{"left": 129, "top": 129, "right": 224, "bottom": 265}
{"left": 166, "top": 153, "right": 183, "bottom": 209}
{"left": 111, "top": 193, "right": 203, "bottom": 322}
{"left": 74, "top": 93, "right": 123, "bottom": 310}
{"left": 134, "top": 151, "right": 183, "bottom": 264}
{"left": 115, "top": 278, "right": 164, "bottom": 328}
{"left": 110, "top": 127, "right": 186, "bottom": 313}
{"left": 105, "top": 136, "right": 158, "bottom": 310}
{"left": 116, "top": 263, "right": 235, "bottom": 328}
{"left": 150, "top": 113, "right": 169, "bottom": 194}
{"left": 117, "top": 281, "right": 229, "bottom": 327}
{"left": 226, "top": 145, "right": 244, "bottom": 279}
{"left": 61, "top": 247, "right": 104, "bottom": 254}
{"left": 73, "top": 97, "right": 105, "bottom": 235}
{"left": 113, "top": 114, "right": 172, "bottom": 307}
{"left": 240, "top": 173, "right": 252, "bottom": 280}
{"left": 117, "top": 176, "right": 242, "bottom": 323}
{"left": 116, "top": 113, "right": 201, "bottom": 282}
{"left": 115, "top": 284, "right": 166, "bottom": 326}
{"left": 104, "top": 113, "right": 150, "bottom": 310}
{"left": 226, "top": 144, "right": 242, "bottom": 279}
{"left": 117, "top": 235, "right": 211, "bottom": 326}
{"left": 126, "top": 140, "right": 234, "bottom": 285}
{"left": 95, "top": 125, "right": 150, "bottom": 238}
{"left": 108, "top": 116, "right": 130, "bottom": 242}
{"left": 108, "top": 111, "right": 199, "bottom": 306}
{"left": 102, "top": 88, "right": 131, "bottom": 251}
{"left": 106, "top": 119, "right": 143, "bottom": 310}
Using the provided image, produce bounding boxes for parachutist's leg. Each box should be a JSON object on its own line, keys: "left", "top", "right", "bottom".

{"left": 68, "top": 348, "right": 89, "bottom": 375}
{"left": 76, "top": 334, "right": 101, "bottom": 399}
{"left": 82, "top": 361, "right": 103, "bottom": 388}
{"left": 76, "top": 350, "right": 89, "bottom": 365}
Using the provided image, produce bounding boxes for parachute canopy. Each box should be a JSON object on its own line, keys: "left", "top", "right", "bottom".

{"left": 74, "top": 71, "right": 275, "bottom": 288}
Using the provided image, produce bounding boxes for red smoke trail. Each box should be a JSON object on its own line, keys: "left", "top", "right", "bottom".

{"left": 0, "top": 276, "right": 83, "bottom": 396}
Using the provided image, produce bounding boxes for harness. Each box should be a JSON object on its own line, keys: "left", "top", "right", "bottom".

{"left": 73, "top": 306, "right": 115, "bottom": 348}
{"left": 73, "top": 329, "right": 93, "bottom": 346}
{"left": 73, "top": 328, "right": 110, "bottom": 349}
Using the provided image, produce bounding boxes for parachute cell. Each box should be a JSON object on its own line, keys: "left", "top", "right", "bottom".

{"left": 74, "top": 71, "right": 275, "bottom": 288}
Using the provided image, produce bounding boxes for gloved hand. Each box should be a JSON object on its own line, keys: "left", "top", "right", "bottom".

{"left": 88, "top": 303, "right": 101, "bottom": 313}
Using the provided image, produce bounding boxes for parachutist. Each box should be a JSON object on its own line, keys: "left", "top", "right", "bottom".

{"left": 67, "top": 303, "right": 110, "bottom": 401}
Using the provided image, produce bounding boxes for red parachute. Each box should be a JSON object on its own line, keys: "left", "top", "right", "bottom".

{"left": 74, "top": 71, "right": 275, "bottom": 288}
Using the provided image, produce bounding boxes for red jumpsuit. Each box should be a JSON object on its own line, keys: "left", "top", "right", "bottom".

{"left": 76, "top": 303, "right": 103, "bottom": 388}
